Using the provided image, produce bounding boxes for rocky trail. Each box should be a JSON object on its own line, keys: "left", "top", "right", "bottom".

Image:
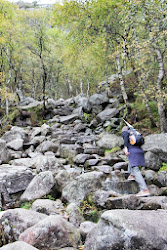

{"left": 0, "top": 93, "right": 167, "bottom": 250}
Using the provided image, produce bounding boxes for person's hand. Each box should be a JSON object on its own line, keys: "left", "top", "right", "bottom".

{"left": 124, "top": 147, "right": 130, "bottom": 156}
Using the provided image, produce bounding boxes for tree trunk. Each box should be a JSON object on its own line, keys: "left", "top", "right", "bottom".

{"left": 155, "top": 47, "right": 167, "bottom": 133}
{"left": 80, "top": 79, "right": 83, "bottom": 95}
{"left": 115, "top": 55, "right": 131, "bottom": 114}
{"left": 5, "top": 98, "right": 9, "bottom": 116}
{"left": 41, "top": 60, "right": 47, "bottom": 114}
{"left": 86, "top": 78, "right": 90, "bottom": 97}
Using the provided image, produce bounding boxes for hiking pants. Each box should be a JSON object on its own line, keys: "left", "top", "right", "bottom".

{"left": 128, "top": 164, "right": 148, "bottom": 191}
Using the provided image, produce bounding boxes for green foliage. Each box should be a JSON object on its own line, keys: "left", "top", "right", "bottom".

{"left": 159, "top": 163, "right": 167, "bottom": 172}
{"left": 105, "top": 147, "right": 121, "bottom": 155}
{"left": 82, "top": 112, "right": 92, "bottom": 123}
{"left": 0, "top": 0, "right": 166, "bottom": 131}
{"left": 20, "top": 201, "right": 33, "bottom": 209}
{"left": 80, "top": 200, "right": 100, "bottom": 223}
{"left": 43, "top": 194, "right": 55, "bottom": 200}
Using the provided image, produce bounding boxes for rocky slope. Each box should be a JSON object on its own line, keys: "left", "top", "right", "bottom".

{"left": 0, "top": 93, "right": 167, "bottom": 250}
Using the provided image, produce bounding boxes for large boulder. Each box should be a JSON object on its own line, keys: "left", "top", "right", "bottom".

{"left": 35, "top": 141, "right": 58, "bottom": 154}
{"left": 74, "top": 95, "right": 91, "bottom": 113}
{"left": 0, "top": 208, "right": 47, "bottom": 243}
{"left": 79, "top": 221, "right": 96, "bottom": 242}
{"left": 0, "top": 165, "right": 35, "bottom": 206}
{"left": 145, "top": 151, "right": 162, "bottom": 170}
{"left": 89, "top": 93, "right": 108, "bottom": 105}
{"left": 19, "top": 215, "right": 81, "bottom": 250}
{"left": 0, "top": 241, "right": 39, "bottom": 250}
{"left": 97, "top": 133, "right": 123, "bottom": 149}
{"left": 96, "top": 108, "right": 119, "bottom": 123}
{"left": 59, "top": 144, "right": 83, "bottom": 162}
{"left": 84, "top": 209, "right": 167, "bottom": 250}
{"left": 1, "top": 130, "right": 25, "bottom": 143}
{"left": 7, "top": 139, "right": 24, "bottom": 151}
{"left": 31, "top": 199, "right": 67, "bottom": 217}
{"left": 20, "top": 171, "right": 55, "bottom": 202}
{"left": 62, "top": 171, "right": 105, "bottom": 205}
{"left": 11, "top": 153, "right": 57, "bottom": 173}
{"left": 66, "top": 203, "right": 85, "bottom": 228}
{"left": 0, "top": 140, "right": 11, "bottom": 164}
{"left": 142, "top": 133, "right": 167, "bottom": 164}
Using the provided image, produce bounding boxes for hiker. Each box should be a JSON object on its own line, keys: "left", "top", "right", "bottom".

{"left": 122, "top": 126, "right": 150, "bottom": 197}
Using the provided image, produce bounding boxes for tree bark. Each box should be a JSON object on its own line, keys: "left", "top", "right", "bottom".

{"left": 116, "top": 55, "right": 131, "bottom": 114}
{"left": 154, "top": 47, "right": 167, "bottom": 133}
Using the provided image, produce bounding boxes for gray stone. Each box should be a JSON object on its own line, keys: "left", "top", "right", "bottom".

{"left": 113, "top": 162, "right": 128, "bottom": 170}
{"left": 84, "top": 159, "right": 99, "bottom": 168}
{"left": 74, "top": 154, "right": 93, "bottom": 164}
{"left": 96, "top": 108, "right": 119, "bottom": 122}
{"left": 102, "top": 179, "right": 139, "bottom": 194}
{"left": 1, "top": 208, "right": 47, "bottom": 242}
{"left": 97, "top": 133, "right": 123, "bottom": 149}
{"left": 31, "top": 199, "right": 67, "bottom": 217}
{"left": 59, "top": 144, "right": 83, "bottom": 162}
{"left": 66, "top": 203, "right": 85, "bottom": 228}
{"left": 20, "top": 171, "right": 55, "bottom": 202}
{"left": 93, "top": 165, "right": 112, "bottom": 174}
{"left": 79, "top": 221, "right": 96, "bottom": 241}
{"left": 11, "top": 154, "right": 57, "bottom": 173}
{"left": 60, "top": 114, "right": 79, "bottom": 124}
{"left": 0, "top": 139, "right": 11, "bottom": 164}
{"left": 30, "top": 127, "right": 41, "bottom": 139}
{"left": 19, "top": 215, "right": 81, "bottom": 250}
{"left": 1, "top": 130, "right": 24, "bottom": 143}
{"left": 0, "top": 164, "right": 35, "bottom": 195}
{"left": 89, "top": 93, "right": 108, "bottom": 105}
{"left": 40, "top": 123, "right": 50, "bottom": 136}
{"left": 74, "top": 95, "right": 91, "bottom": 112}
{"left": 19, "top": 100, "right": 42, "bottom": 110}
{"left": 93, "top": 190, "right": 120, "bottom": 208}
{"left": 0, "top": 241, "right": 39, "bottom": 250}
{"left": 7, "top": 139, "right": 24, "bottom": 151}
{"left": 84, "top": 209, "right": 167, "bottom": 250}
{"left": 144, "top": 170, "right": 156, "bottom": 184}
{"left": 72, "top": 107, "right": 83, "bottom": 119}
{"left": 55, "top": 170, "right": 71, "bottom": 192}
{"left": 155, "top": 171, "right": 167, "bottom": 187}
{"left": 35, "top": 141, "right": 58, "bottom": 153}
{"left": 145, "top": 151, "right": 162, "bottom": 170}
{"left": 143, "top": 133, "right": 167, "bottom": 154}
{"left": 62, "top": 171, "right": 105, "bottom": 205}
{"left": 105, "top": 195, "right": 167, "bottom": 210}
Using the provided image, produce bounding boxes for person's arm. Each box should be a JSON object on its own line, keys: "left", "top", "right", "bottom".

{"left": 122, "top": 131, "right": 130, "bottom": 155}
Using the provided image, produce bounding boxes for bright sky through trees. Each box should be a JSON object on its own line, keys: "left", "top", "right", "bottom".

{"left": 7, "top": 0, "right": 60, "bottom": 4}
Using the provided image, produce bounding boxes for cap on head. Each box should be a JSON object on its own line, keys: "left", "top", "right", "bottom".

{"left": 122, "top": 126, "right": 129, "bottom": 132}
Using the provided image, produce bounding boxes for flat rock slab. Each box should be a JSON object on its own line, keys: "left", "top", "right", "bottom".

{"left": 106, "top": 195, "right": 167, "bottom": 210}
{"left": 0, "top": 165, "right": 35, "bottom": 194}
{"left": 84, "top": 209, "right": 167, "bottom": 250}
{"left": 102, "top": 180, "right": 139, "bottom": 194}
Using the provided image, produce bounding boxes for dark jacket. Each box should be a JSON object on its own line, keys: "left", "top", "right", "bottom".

{"left": 122, "top": 131, "right": 145, "bottom": 167}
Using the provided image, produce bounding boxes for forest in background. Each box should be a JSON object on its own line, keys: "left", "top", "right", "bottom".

{"left": 0, "top": 0, "right": 167, "bottom": 132}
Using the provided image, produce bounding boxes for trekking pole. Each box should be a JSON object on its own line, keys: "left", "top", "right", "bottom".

{"left": 122, "top": 119, "right": 134, "bottom": 128}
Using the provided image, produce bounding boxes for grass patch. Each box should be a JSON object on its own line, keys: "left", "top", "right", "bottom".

{"left": 159, "top": 163, "right": 167, "bottom": 172}
{"left": 20, "top": 201, "right": 34, "bottom": 209}
{"left": 80, "top": 200, "right": 100, "bottom": 223}
{"left": 82, "top": 112, "right": 92, "bottom": 123}
{"left": 105, "top": 147, "right": 121, "bottom": 155}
